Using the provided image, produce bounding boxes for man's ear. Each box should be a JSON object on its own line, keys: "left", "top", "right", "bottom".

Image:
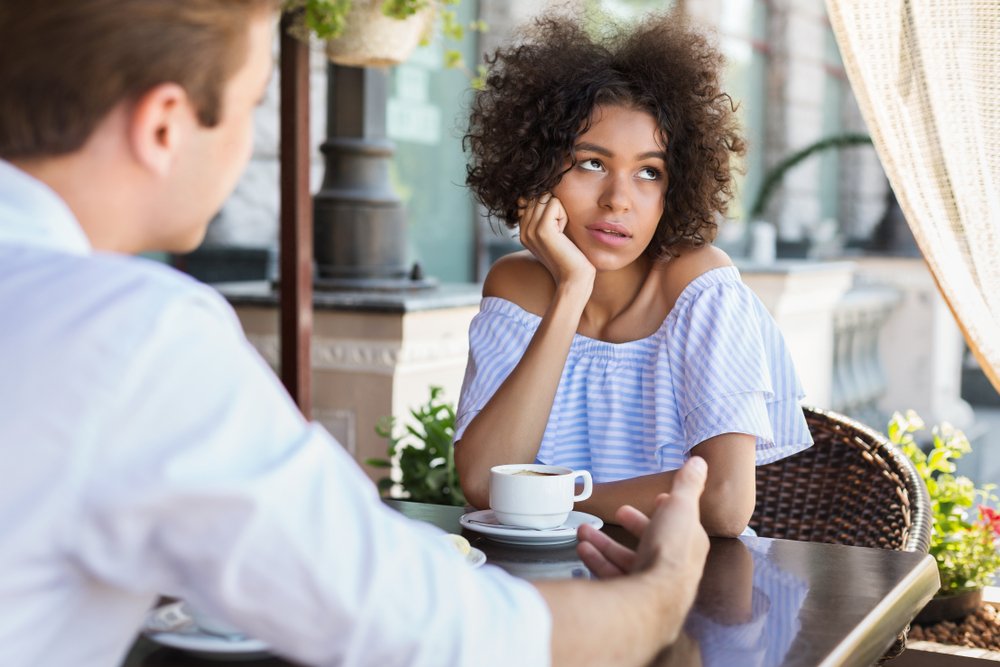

{"left": 127, "top": 82, "right": 193, "bottom": 177}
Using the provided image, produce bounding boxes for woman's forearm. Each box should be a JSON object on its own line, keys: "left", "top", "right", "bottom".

{"left": 575, "top": 471, "right": 678, "bottom": 522}
{"left": 456, "top": 282, "right": 591, "bottom": 508}
{"left": 576, "top": 434, "right": 757, "bottom": 537}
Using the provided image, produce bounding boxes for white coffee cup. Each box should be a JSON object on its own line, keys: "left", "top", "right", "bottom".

{"left": 489, "top": 464, "right": 593, "bottom": 529}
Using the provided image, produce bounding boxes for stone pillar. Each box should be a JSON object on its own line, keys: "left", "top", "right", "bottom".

{"left": 313, "top": 65, "right": 413, "bottom": 285}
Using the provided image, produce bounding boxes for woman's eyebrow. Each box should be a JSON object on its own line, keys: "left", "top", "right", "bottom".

{"left": 575, "top": 142, "right": 612, "bottom": 157}
{"left": 575, "top": 142, "right": 666, "bottom": 162}
{"left": 637, "top": 150, "right": 667, "bottom": 161}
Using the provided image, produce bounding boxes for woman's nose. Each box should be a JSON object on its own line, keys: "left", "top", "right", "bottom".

{"left": 598, "top": 173, "right": 632, "bottom": 212}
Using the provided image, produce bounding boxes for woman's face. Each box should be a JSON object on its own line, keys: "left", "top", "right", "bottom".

{"left": 551, "top": 104, "right": 668, "bottom": 272}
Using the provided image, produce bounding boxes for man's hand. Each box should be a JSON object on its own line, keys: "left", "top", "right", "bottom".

{"left": 576, "top": 457, "right": 710, "bottom": 580}
{"left": 536, "top": 458, "right": 711, "bottom": 667}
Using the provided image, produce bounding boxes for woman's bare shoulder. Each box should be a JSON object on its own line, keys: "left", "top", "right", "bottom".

{"left": 482, "top": 250, "right": 555, "bottom": 317}
{"left": 658, "top": 245, "right": 735, "bottom": 307}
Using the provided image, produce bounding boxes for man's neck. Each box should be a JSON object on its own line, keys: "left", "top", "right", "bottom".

{"left": 12, "top": 149, "right": 144, "bottom": 255}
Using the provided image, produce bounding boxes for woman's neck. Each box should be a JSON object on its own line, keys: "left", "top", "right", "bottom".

{"left": 579, "top": 256, "right": 663, "bottom": 340}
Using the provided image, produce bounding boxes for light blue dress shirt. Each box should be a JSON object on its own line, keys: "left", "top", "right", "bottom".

{"left": 0, "top": 160, "right": 551, "bottom": 667}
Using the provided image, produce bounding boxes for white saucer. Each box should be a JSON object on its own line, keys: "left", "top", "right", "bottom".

{"left": 460, "top": 510, "right": 603, "bottom": 546}
{"left": 467, "top": 546, "right": 487, "bottom": 567}
{"left": 145, "top": 630, "right": 271, "bottom": 661}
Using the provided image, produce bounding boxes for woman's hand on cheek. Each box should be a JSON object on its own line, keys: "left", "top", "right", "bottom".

{"left": 517, "top": 194, "right": 595, "bottom": 288}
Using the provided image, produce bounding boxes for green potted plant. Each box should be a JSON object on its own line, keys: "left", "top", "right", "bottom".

{"left": 889, "top": 410, "right": 1000, "bottom": 623}
{"left": 285, "top": 0, "right": 485, "bottom": 72}
{"left": 366, "top": 386, "right": 466, "bottom": 506}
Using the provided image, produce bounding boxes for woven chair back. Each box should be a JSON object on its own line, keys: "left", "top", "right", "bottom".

{"left": 750, "top": 406, "right": 931, "bottom": 554}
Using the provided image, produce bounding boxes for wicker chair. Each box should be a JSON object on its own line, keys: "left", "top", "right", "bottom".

{"left": 749, "top": 406, "right": 933, "bottom": 662}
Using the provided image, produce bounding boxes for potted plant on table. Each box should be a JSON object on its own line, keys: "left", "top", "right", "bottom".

{"left": 889, "top": 410, "right": 1000, "bottom": 624}
{"left": 366, "top": 386, "right": 466, "bottom": 507}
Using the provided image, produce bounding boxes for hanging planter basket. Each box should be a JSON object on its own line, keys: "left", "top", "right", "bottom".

{"left": 325, "top": 0, "right": 434, "bottom": 68}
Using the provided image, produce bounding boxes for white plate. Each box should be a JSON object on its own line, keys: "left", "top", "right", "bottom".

{"left": 460, "top": 510, "right": 603, "bottom": 546}
{"left": 467, "top": 546, "right": 487, "bottom": 567}
{"left": 145, "top": 630, "right": 271, "bottom": 661}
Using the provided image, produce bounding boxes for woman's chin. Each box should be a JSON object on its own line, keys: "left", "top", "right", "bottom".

{"left": 586, "top": 249, "right": 648, "bottom": 275}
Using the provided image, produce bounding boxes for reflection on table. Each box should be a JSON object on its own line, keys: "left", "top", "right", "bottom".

{"left": 123, "top": 499, "right": 938, "bottom": 667}
{"left": 684, "top": 537, "right": 807, "bottom": 667}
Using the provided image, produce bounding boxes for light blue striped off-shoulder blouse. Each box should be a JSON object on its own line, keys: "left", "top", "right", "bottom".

{"left": 453, "top": 266, "right": 813, "bottom": 483}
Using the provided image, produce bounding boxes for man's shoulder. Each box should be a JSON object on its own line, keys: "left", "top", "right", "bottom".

{"left": 72, "top": 252, "right": 231, "bottom": 321}
{"left": 0, "top": 249, "right": 243, "bottom": 443}
{"left": 3, "top": 247, "right": 235, "bottom": 352}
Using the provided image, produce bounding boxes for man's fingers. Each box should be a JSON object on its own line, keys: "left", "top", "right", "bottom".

{"left": 576, "top": 524, "right": 636, "bottom": 578}
{"left": 578, "top": 524, "right": 636, "bottom": 569}
{"left": 577, "top": 540, "right": 627, "bottom": 578}
{"left": 577, "top": 523, "right": 637, "bottom": 572}
{"left": 668, "top": 456, "right": 707, "bottom": 503}
{"left": 615, "top": 503, "right": 651, "bottom": 539}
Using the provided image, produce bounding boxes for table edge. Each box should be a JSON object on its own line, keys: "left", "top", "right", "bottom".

{"left": 820, "top": 553, "right": 941, "bottom": 666}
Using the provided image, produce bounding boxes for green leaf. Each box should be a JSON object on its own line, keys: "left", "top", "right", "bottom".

{"left": 887, "top": 420, "right": 901, "bottom": 445}
{"left": 374, "top": 415, "right": 395, "bottom": 439}
{"left": 928, "top": 448, "right": 950, "bottom": 474}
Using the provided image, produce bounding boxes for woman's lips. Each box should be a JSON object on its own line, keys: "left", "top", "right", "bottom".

{"left": 586, "top": 222, "right": 631, "bottom": 246}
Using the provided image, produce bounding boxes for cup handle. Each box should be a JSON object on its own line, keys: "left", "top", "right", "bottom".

{"left": 572, "top": 470, "right": 593, "bottom": 502}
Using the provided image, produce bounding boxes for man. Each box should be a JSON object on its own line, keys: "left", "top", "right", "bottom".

{"left": 0, "top": 2, "right": 710, "bottom": 666}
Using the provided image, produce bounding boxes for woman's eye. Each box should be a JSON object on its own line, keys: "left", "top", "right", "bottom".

{"left": 638, "top": 167, "right": 661, "bottom": 181}
{"left": 579, "top": 159, "right": 603, "bottom": 172}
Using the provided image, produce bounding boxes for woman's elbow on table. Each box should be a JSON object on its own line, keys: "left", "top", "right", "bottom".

{"left": 693, "top": 434, "right": 757, "bottom": 537}
{"left": 454, "top": 443, "right": 490, "bottom": 509}
{"left": 700, "top": 484, "right": 755, "bottom": 537}
{"left": 702, "top": 507, "right": 753, "bottom": 538}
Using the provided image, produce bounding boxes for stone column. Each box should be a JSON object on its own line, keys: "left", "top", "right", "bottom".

{"left": 313, "top": 65, "right": 414, "bottom": 286}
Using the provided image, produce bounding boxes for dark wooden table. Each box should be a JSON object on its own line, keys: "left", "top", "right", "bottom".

{"left": 124, "top": 500, "right": 939, "bottom": 667}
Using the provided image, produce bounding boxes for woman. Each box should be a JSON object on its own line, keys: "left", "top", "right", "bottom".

{"left": 454, "top": 10, "right": 812, "bottom": 536}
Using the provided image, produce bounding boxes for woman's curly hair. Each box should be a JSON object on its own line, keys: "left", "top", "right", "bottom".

{"left": 465, "top": 10, "right": 746, "bottom": 259}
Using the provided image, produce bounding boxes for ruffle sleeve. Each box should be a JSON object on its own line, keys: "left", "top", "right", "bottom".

{"left": 453, "top": 298, "right": 535, "bottom": 443}
{"left": 664, "top": 278, "right": 812, "bottom": 466}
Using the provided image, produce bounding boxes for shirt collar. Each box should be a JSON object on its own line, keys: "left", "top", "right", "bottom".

{"left": 0, "top": 159, "right": 92, "bottom": 255}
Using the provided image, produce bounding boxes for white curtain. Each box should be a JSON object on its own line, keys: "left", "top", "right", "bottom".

{"left": 826, "top": 0, "right": 1000, "bottom": 393}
